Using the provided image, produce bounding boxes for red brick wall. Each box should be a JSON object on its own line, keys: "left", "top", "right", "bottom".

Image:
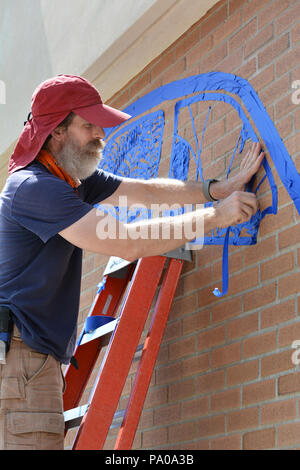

{"left": 67, "top": 0, "right": 300, "bottom": 450}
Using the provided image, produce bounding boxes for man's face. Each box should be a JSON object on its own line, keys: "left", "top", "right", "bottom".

{"left": 54, "top": 114, "right": 105, "bottom": 181}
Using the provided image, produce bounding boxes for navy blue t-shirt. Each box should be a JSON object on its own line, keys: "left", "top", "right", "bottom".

{"left": 0, "top": 161, "right": 122, "bottom": 364}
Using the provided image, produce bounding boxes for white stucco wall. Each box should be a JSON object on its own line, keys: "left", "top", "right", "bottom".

{"left": 0, "top": 0, "right": 219, "bottom": 171}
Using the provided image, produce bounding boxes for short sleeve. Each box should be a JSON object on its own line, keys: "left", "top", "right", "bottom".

{"left": 80, "top": 169, "right": 123, "bottom": 205}
{"left": 11, "top": 175, "right": 93, "bottom": 243}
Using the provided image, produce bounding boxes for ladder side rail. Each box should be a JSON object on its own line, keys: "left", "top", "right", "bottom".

{"left": 72, "top": 256, "right": 167, "bottom": 450}
{"left": 114, "top": 258, "right": 183, "bottom": 450}
{"left": 63, "top": 266, "right": 134, "bottom": 412}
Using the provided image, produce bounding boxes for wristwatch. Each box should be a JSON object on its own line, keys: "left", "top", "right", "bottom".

{"left": 203, "top": 178, "right": 219, "bottom": 202}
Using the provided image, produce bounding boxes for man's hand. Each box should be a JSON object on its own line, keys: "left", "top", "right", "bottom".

{"left": 210, "top": 141, "right": 265, "bottom": 200}
{"left": 214, "top": 191, "right": 259, "bottom": 228}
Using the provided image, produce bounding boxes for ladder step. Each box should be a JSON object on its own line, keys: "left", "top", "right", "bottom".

{"left": 64, "top": 405, "right": 125, "bottom": 431}
{"left": 80, "top": 318, "right": 118, "bottom": 346}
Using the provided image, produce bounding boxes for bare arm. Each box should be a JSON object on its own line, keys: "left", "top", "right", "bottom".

{"left": 101, "top": 142, "right": 264, "bottom": 208}
{"left": 59, "top": 191, "right": 259, "bottom": 262}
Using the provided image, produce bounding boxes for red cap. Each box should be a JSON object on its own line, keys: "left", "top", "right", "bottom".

{"left": 8, "top": 74, "right": 131, "bottom": 174}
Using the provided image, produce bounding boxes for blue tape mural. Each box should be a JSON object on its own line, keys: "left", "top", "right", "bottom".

{"left": 99, "top": 72, "right": 300, "bottom": 297}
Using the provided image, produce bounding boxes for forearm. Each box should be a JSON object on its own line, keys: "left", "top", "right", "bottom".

{"left": 124, "top": 205, "right": 217, "bottom": 259}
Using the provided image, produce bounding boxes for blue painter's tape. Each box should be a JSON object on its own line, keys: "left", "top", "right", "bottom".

{"left": 101, "top": 72, "right": 298, "bottom": 297}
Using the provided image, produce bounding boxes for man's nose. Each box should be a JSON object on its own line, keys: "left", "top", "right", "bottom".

{"left": 93, "top": 126, "right": 105, "bottom": 139}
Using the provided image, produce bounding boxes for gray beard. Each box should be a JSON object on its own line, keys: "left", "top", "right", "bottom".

{"left": 54, "top": 136, "right": 103, "bottom": 181}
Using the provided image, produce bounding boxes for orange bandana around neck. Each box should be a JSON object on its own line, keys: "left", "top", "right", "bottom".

{"left": 36, "top": 149, "right": 80, "bottom": 189}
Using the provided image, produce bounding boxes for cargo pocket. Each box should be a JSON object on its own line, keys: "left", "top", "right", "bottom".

{"left": 0, "top": 377, "right": 25, "bottom": 400}
{"left": 5, "top": 411, "right": 65, "bottom": 450}
{"left": 22, "top": 351, "right": 50, "bottom": 385}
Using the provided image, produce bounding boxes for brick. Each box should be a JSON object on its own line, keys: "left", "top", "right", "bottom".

{"left": 181, "top": 396, "right": 209, "bottom": 418}
{"left": 260, "top": 205, "right": 294, "bottom": 238}
{"left": 261, "top": 350, "right": 295, "bottom": 377}
{"left": 197, "top": 325, "right": 226, "bottom": 351}
{"left": 154, "top": 403, "right": 180, "bottom": 426}
{"left": 244, "top": 331, "right": 276, "bottom": 358}
{"left": 261, "top": 299, "right": 295, "bottom": 329}
{"left": 182, "top": 353, "right": 210, "bottom": 378}
{"left": 170, "top": 293, "right": 197, "bottom": 320}
{"left": 276, "top": 115, "right": 293, "bottom": 140}
{"left": 201, "top": 4, "right": 228, "bottom": 39}
{"left": 260, "top": 75, "right": 290, "bottom": 107}
{"left": 276, "top": 93, "right": 297, "bottom": 120}
{"left": 175, "top": 27, "right": 200, "bottom": 60}
{"left": 200, "top": 42, "right": 228, "bottom": 74}
{"left": 162, "top": 59, "right": 185, "bottom": 85}
{"left": 276, "top": 2, "right": 300, "bottom": 35}
{"left": 218, "top": 46, "right": 243, "bottom": 73}
{"left": 156, "top": 363, "right": 182, "bottom": 385}
{"left": 236, "top": 58, "right": 257, "bottom": 80}
{"left": 245, "top": 24, "right": 274, "bottom": 58}
{"left": 261, "top": 399, "right": 297, "bottom": 425}
{"left": 211, "top": 388, "right": 240, "bottom": 412}
{"left": 211, "top": 434, "right": 242, "bottom": 450}
{"left": 144, "top": 386, "right": 168, "bottom": 410}
{"left": 257, "top": 0, "right": 290, "bottom": 30}
{"left": 198, "top": 415, "right": 225, "bottom": 437}
{"left": 243, "top": 379, "right": 276, "bottom": 406}
{"left": 229, "top": 18, "right": 257, "bottom": 52}
{"left": 214, "top": 127, "right": 241, "bottom": 160}
{"left": 228, "top": 313, "right": 258, "bottom": 340}
{"left": 130, "top": 72, "right": 151, "bottom": 99}
{"left": 151, "top": 50, "right": 176, "bottom": 79}
{"left": 227, "top": 267, "right": 259, "bottom": 296}
{"left": 250, "top": 65, "right": 274, "bottom": 92}
{"left": 202, "top": 118, "right": 225, "bottom": 149}
{"left": 243, "top": 0, "right": 267, "bottom": 24}
{"left": 243, "top": 428, "right": 275, "bottom": 450}
{"left": 169, "top": 421, "right": 196, "bottom": 444}
{"left": 279, "top": 321, "right": 300, "bottom": 348}
{"left": 186, "top": 35, "right": 213, "bottom": 70}
{"left": 278, "top": 371, "right": 300, "bottom": 395}
{"left": 213, "top": 11, "right": 242, "bottom": 46}
{"left": 169, "top": 336, "right": 195, "bottom": 361}
{"left": 169, "top": 379, "right": 194, "bottom": 402}
{"left": 229, "top": 0, "right": 244, "bottom": 15}
{"left": 212, "top": 296, "right": 242, "bottom": 324}
{"left": 213, "top": 251, "right": 242, "bottom": 283}
{"left": 182, "top": 310, "right": 210, "bottom": 335}
{"left": 277, "top": 422, "right": 300, "bottom": 447}
{"left": 196, "top": 369, "right": 225, "bottom": 394}
{"left": 292, "top": 23, "right": 300, "bottom": 44}
{"left": 227, "top": 360, "right": 259, "bottom": 386}
{"left": 143, "top": 427, "right": 168, "bottom": 448}
{"left": 212, "top": 342, "right": 242, "bottom": 368}
{"left": 279, "top": 272, "right": 300, "bottom": 299}
{"left": 276, "top": 43, "right": 300, "bottom": 77}
{"left": 244, "top": 283, "right": 276, "bottom": 312}
{"left": 244, "top": 236, "right": 276, "bottom": 266}
{"left": 227, "top": 407, "right": 259, "bottom": 432}
{"left": 258, "top": 34, "right": 290, "bottom": 69}
{"left": 180, "top": 266, "right": 212, "bottom": 295}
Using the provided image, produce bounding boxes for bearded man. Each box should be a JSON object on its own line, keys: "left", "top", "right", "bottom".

{"left": 0, "top": 75, "right": 262, "bottom": 450}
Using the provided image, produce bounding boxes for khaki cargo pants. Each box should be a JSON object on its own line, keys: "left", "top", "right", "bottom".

{"left": 0, "top": 326, "right": 65, "bottom": 450}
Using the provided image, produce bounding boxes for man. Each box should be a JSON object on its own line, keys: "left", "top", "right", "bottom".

{"left": 0, "top": 75, "right": 263, "bottom": 450}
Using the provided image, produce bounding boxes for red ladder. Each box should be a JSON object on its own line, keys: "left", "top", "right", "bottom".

{"left": 63, "top": 254, "right": 184, "bottom": 450}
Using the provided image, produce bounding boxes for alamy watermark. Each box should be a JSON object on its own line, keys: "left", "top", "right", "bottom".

{"left": 95, "top": 197, "right": 205, "bottom": 249}
{"left": 291, "top": 80, "right": 300, "bottom": 105}
{"left": 0, "top": 80, "right": 6, "bottom": 104}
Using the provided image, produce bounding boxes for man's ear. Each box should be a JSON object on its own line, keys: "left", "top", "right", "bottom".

{"left": 50, "top": 126, "right": 67, "bottom": 143}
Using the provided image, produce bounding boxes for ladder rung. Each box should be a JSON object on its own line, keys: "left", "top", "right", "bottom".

{"left": 64, "top": 405, "right": 125, "bottom": 431}
{"left": 80, "top": 319, "right": 118, "bottom": 346}
{"left": 64, "top": 404, "right": 88, "bottom": 430}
